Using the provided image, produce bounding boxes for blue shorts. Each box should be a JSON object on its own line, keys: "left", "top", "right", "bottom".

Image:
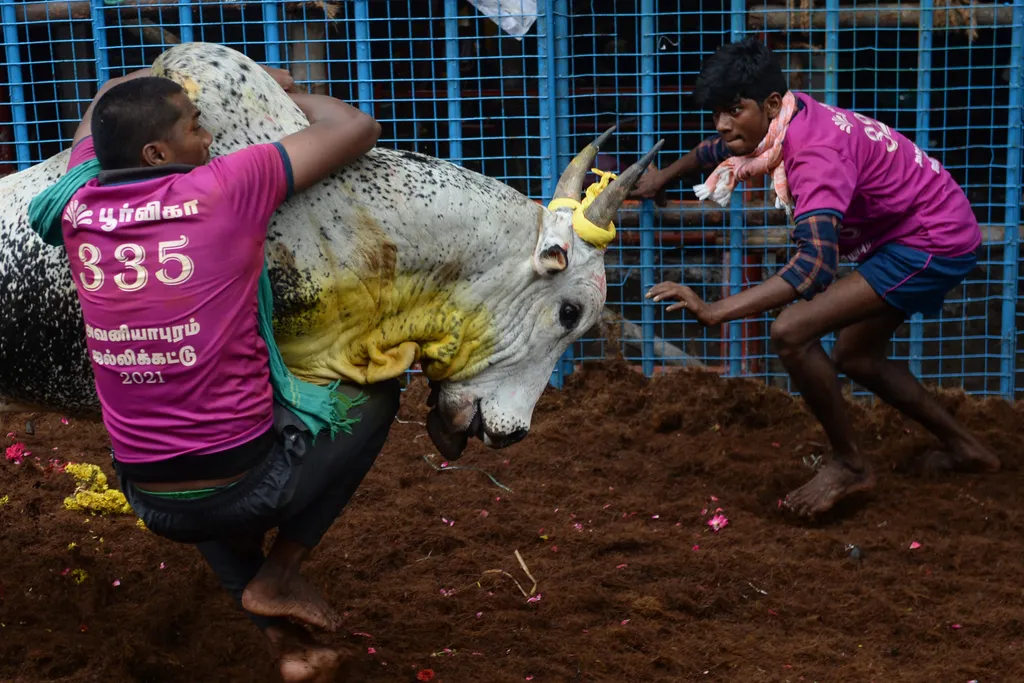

{"left": 857, "top": 243, "right": 977, "bottom": 317}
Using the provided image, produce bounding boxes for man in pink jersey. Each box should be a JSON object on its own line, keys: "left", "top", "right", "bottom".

{"left": 55, "top": 62, "right": 393, "bottom": 680}
{"left": 632, "top": 39, "right": 998, "bottom": 517}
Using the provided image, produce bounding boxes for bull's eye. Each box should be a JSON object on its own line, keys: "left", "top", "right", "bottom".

{"left": 559, "top": 302, "right": 581, "bottom": 330}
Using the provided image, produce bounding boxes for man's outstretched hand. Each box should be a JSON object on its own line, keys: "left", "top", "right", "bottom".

{"left": 647, "top": 281, "right": 718, "bottom": 326}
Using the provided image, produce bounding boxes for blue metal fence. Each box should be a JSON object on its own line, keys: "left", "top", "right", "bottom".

{"left": 2, "top": 1, "right": 1021, "bottom": 397}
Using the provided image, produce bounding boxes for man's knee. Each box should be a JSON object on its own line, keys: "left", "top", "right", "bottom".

{"left": 769, "top": 313, "right": 808, "bottom": 358}
{"left": 359, "top": 379, "right": 401, "bottom": 431}
{"left": 831, "top": 345, "right": 882, "bottom": 380}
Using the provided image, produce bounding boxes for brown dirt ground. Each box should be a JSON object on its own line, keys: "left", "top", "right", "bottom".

{"left": 2, "top": 361, "right": 1024, "bottom": 683}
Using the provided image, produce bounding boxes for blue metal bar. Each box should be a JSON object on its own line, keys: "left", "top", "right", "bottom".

{"left": 178, "top": 0, "right": 195, "bottom": 44}
{"left": 442, "top": 0, "right": 463, "bottom": 166}
{"left": 1000, "top": 2, "right": 1023, "bottom": 398}
{"left": 537, "top": 0, "right": 561, "bottom": 387}
{"left": 0, "top": 0, "right": 30, "bottom": 169}
{"left": 90, "top": 0, "right": 110, "bottom": 84}
{"left": 908, "top": 0, "right": 935, "bottom": 380}
{"left": 264, "top": 0, "right": 282, "bottom": 67}
{"left": 727, "top": 0, "right": 745, "bottom": 377}
{"left": 639, "top": 0, "right": 657, "bottom": 377}
{"left": 554, "top": 0, "right": 571, "bottom": 172}
{"left": 824, "top": 0, "right": 839, "bottom": 106}
{"left": 353, "top": 0, "right": 374, "bottom": 116}
{"left": 818, "top": 0, "right": 841, "bottom": 360}
{"left": 553, "top": 0, "right": 574, "bottom": 380}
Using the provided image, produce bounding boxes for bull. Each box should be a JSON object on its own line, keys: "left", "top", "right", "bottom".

{"left": 0, "top": 42, "right": 661, "bottom": 460}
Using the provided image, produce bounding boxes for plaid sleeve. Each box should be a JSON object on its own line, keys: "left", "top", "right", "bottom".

{"left": 777, "top": 213, "right": 840, "bottom": 299}
{"left": 694, "top": 135, "right": 731, "bottom": 169}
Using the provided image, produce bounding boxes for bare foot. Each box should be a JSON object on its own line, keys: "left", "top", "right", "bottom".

{"left": 266, "top": 624, "right": 343, "bottom": 683}
{"left": 784, "top": 459, "right": 876, "bottom": 517}
{"left": 919, "top": 435, "right": 1001, "bottom": 476}
{"left": 243, "top": 564, "right": 341, "bottom": 632}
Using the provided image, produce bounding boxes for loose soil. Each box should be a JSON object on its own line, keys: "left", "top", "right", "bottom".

{"left": 2, "top": 361, "right": 1023, "bottom": 683}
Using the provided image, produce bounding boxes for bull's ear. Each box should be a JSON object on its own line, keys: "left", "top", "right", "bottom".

{"left": 532, "top": 210, "right": 574, "bottom": 276}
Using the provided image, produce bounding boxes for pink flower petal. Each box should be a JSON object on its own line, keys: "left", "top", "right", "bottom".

{"left": 367, "top": 647, "right": 376, "bottom": 655}
{"left": 616, "top": 563, "right": 627, "bottom": 569}
{"left": 620, "top": 619, "right": 630, "bottom": 625}
{"left": 692, "top": 545, "right": 700, "bottom": 551}
{"left": 951, "top": 623, "right": 962, "bottom": 630}
{"left": 112, "top": 579, "right": 121, "bottom": 587}
{"left": 61, "top": 417, "right": 69, "bottom": 425}
{"left": 708, "top": 514, "right": 729, "bottom": 532}
{"left": 909, "top": 541, "right": 922, "bottom": 550}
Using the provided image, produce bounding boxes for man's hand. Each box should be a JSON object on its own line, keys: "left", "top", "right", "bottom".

{"left": 647, "top": 281, "right": 718, "bottom": 326}
{"left": 629, "top": 164, "right": 669, "bottom": 205}
{"left": 260, "top": 65, "right": 296, "bottom": 92}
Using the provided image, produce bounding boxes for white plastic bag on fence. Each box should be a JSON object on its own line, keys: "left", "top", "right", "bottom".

{"left": 464, "top": 0, "right": 538, "bottom": 40}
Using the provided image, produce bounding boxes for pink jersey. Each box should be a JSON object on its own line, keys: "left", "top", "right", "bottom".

{"left": 63, "top": 138, "right": 290, "bottom": 465}
{"left": 783, "top": 91, "right": 981, "bottom": 262}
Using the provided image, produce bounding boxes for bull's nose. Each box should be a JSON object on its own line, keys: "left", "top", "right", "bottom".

{"left": 484, "top": 427, "right": 529, "bottom": 449}
{"left": 506, "top": 428, "right": 528, "bottom": 444}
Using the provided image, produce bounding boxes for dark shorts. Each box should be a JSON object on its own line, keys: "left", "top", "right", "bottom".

{"left": 113, "top": 381, "right": 400, "bottom": 546}
{"left": 857, "top": 243, "right": 977, "bottom": 317}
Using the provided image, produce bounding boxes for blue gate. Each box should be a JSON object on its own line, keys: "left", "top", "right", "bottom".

{"left": 2, "top": 1, "right": 1021, "bottom": 397}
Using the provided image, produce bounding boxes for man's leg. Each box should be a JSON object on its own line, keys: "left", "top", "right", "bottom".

{"left": 831, "top": 314, "right": 1000, "bottom": 474}
{"left": 771, "top": 272, "right": 895, "bottom": 516}
{"left": 242, "top": 380, "right": 401, "bottom": 629}
{"left": 196, "top": 535, "right": 344, "bottom": 682}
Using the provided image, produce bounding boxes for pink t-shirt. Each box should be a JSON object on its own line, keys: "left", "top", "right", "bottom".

{"left": 783, "top": 91, "right": 981, "bottom": 262}
{"left": 63, "top": 138, "right": 290, "bottom": 465}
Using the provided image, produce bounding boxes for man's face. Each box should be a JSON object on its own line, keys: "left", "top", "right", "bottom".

{"left": 144, "top": 93, "right": 212, "bottom": 167}
{"left": 712, "top": 93, "right": 781, "bottom": 156}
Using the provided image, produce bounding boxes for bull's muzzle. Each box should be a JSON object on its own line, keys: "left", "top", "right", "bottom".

{"left": 425, "top": 384, "right": 527, "bottom": 460}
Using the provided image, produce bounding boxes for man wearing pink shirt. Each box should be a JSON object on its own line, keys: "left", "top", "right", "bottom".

{"left": 54, "top": 64, "right": 390, "bottom": 680}
{"left": 634, "top": 39, "right": 998, "bottom": 517}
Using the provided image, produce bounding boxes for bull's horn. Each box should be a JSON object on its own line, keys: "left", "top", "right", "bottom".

{"left": 582, "top": 139, "right": 665, "bottom": 229}
{"left": 552, "top": 125, "right": 617, "bottom": 202}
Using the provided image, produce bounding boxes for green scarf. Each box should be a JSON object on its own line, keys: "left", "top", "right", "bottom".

{"left": 27, "top": 162, "right": 365, "bottom": 441}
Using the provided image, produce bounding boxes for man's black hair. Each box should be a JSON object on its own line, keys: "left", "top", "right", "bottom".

{"left": 694, "top": 38, "right": 789, "bottom": 112}
{"left": 91, "top": 77, "right": 187, "bottom": 170}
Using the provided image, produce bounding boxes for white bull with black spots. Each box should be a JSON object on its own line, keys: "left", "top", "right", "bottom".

{"left": 0, "top": 42, "right": 661, "bottom": 460}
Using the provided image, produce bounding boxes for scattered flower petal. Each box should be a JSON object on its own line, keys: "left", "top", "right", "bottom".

{"left": 692, "top": 545, "right": 700, "bottom": 551}
{"left": 616, "top": 563, "right": 627, "bottom": 569}
{"left": 366, "top": 647, "right": 376, "bottom": 655}
{"left": 708, "top": 514, "right": 729, "bottom": 532}
{"left": 5, "top": 443, "right": 26, "bottom": 465}
{"left": 416, "top": 670, "right": 436, "bottom": 682}
{"left": 710, "top": 496, "right": 719, "bottom": 502}
{"left": 909, "top": 541, "right": 922, "bottom": 550}
{"left": 620, "top": 619, "right": 630, "bottom": 625}
{"left": 476, "top": 612, "right": 483, "bottom": 618}
{"left": 651, "top": 514, "right": 660, "bottom": 519}
{"left": 527, "top": 593, "right": 543, "bottom": 603}
{"left": 352, "top": 631, "right": 374, "bottom": 638}
{"left": 479, "top": 509, "right": 489, "bottom": 517}
{"left": 61, "top": 417, "right": 69, "bottom": 425}
{"left": 951, "top": 623, "right": 962, "bottom": 630}
{"left": 159, "top": 563, "right": 166, "bottom": 570}
{"left": 112, "top": 579, "right": 121, "bottom": 587}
